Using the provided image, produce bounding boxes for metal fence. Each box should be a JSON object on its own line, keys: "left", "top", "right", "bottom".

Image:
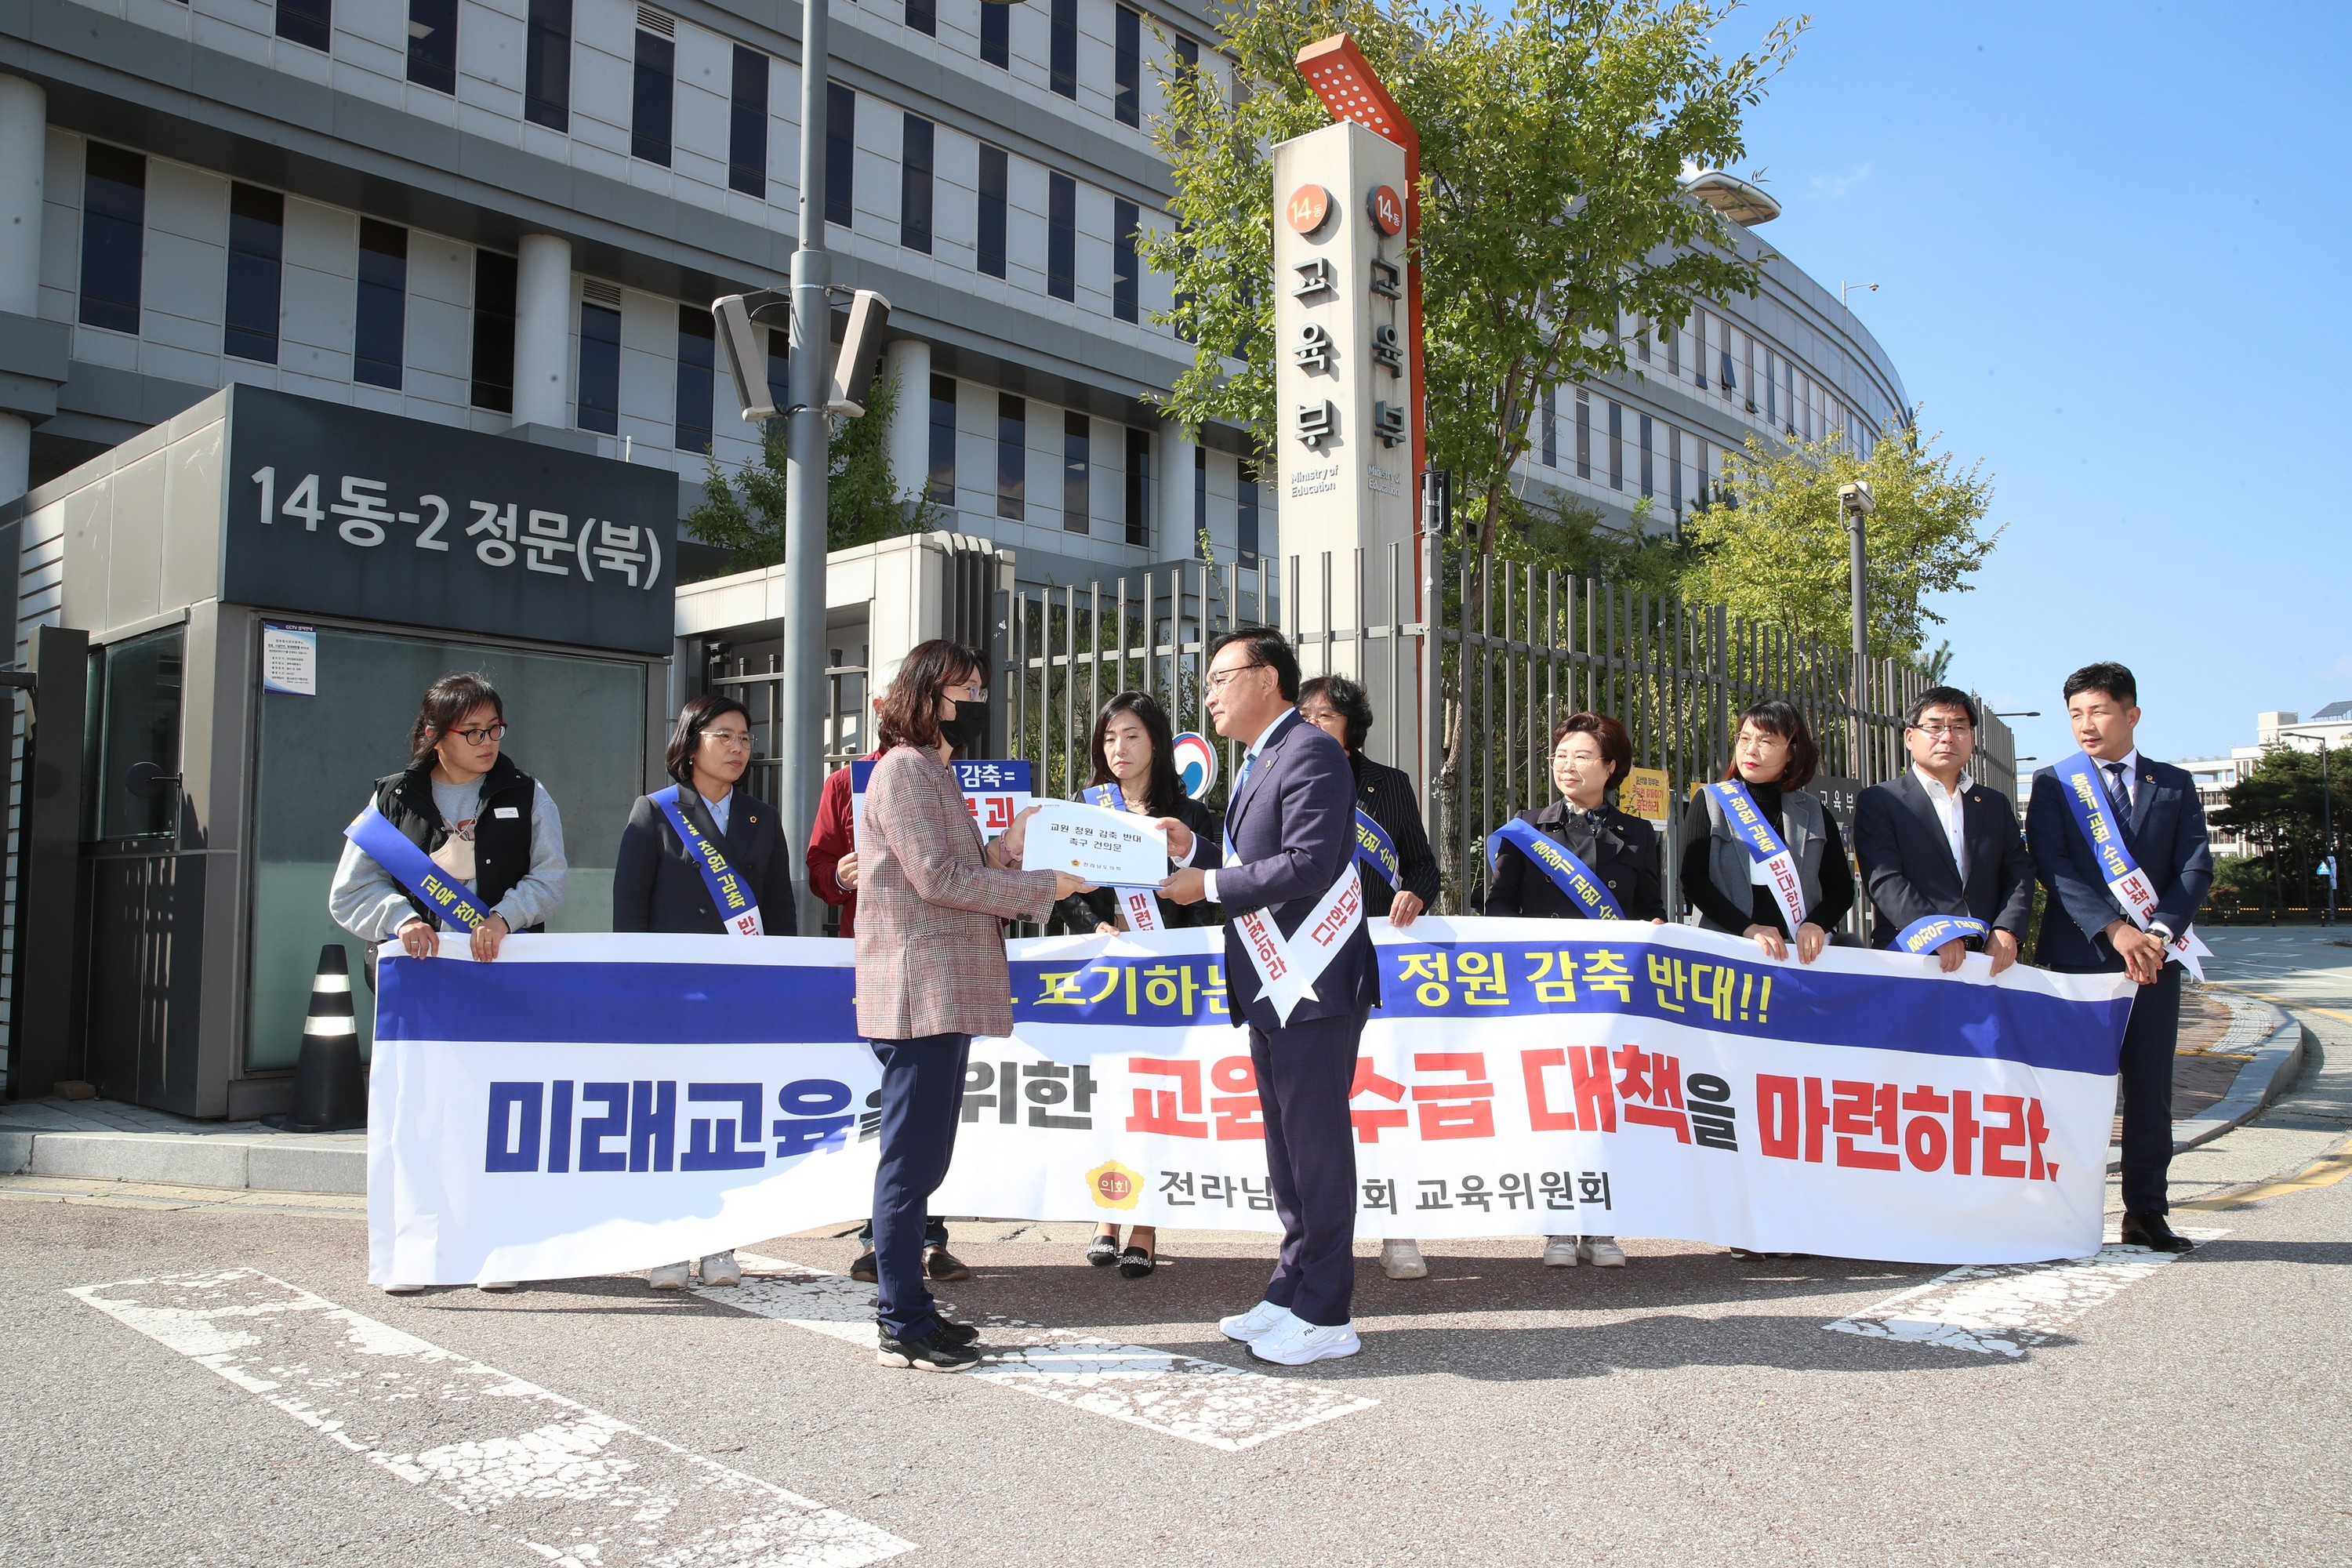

{"left": 991, "top": 542, "right": 2011, "bottom": 931}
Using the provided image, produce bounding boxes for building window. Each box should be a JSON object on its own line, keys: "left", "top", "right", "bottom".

{"left": 1668, "top": 426, "right": 1683, "bottom": 514}
{"left": 633, "top": 24, "right": 673, "bottom": 165}
{"left": 1114, "top": 7, "right": 1141, "bottom": 126}
{"left": 729, "top": 45, "right": 768, "bottom": 198}
{"left": 981, "top": 0, "right": 1009, "bottom": 68}
{"left": 1192, "top": 445, "right": 1207, "bottom": 556}
{"left": 224, "top": 183, "right": 284, "bottom": 365}
{"left": 996, "top": 394, "right": 1025, "bottom": 520}
{"left": 78, "top": 143, "right": 144, "bottom": 335}
{"left": 1574, "top": 390, "right": 1590, "bottom": 480}
{"left": 1638, "top": 412, "right": 1653, "bottom": 499}
{"left": 1237, "top": 459, "right": 1260, "bottom": 564}
{"left": 1051, "top": 0, "right": 1078, "bottom": 99}
{"left": 1174, "top": 34, "right": 1200, "bottom": 73}
{"left": 1606, "top": 401, "right": 1623, "bottom": 490}
{"left": 977, "top": 145, "right": 1008, "bottom": 278}
{"left": 1047, "top": 173, "right": 1076, "bottom": 302}
{"left": 354, "top": 220, "right": 408, "bottom": 390}
{"left": 1763, "top": 350, "right": 1776, "bottom": 425}
{"left": 928, "top": 373, "right": 956, "bottom": 505}
{"left": 524, "top": 0, "right": 572, "bottom": 131}
{"left": 1634, "top": 318, "right": 1650, "bottom": 363}
{"left": 901, "top": 114, "right": 934, "bottom": 253}
{"left": 1665, "top": 316, "right": 1679, "bottom": 378}
{"left": 407, "top": 0, "right": 457, "bottom": 93}
{"left": 1719, "top": 336, "right": 1735, "bottom": 395}
{"left": 826, "top": 83, "right": 855, "bottom": 229}
{"left": 905, "top": 0, "right": 935, "bottom": 36}
{"left": 470, "top": 249, "right": 517, "bottom": 412}
{"left": 675, "top": 304, "right": 714, "bottom": 454}
{"left": 1541, "top": 386, "right": 1556, "bottom": 467}
{"left": 1062, "top": 412, "right": 1090, "bottom": 533}
{"left": 1785, "top": 359, "right": 1798, "bottom": 435}
{"left": 1693, "top": 313, "right": 1707, "bottom": 389}
{"left": 1123, "top": 427, "right": 1151, "bottom": 548}
{"left": 579, "top": 299, "right": 621, "bottom": 435}
{"left": 1112, "top": 198, "right": 1139, "bottom": 322}
{"left": 277, "top": 0, "right": 330, "bottom": 51}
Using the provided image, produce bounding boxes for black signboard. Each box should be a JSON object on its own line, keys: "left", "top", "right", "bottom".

{"left": 220, "top": 387, "right": 677, "bottom": 655}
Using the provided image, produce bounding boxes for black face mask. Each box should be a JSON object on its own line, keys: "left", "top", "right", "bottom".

{"left": 939, "top": 703, "right": 989, "bottom": 757}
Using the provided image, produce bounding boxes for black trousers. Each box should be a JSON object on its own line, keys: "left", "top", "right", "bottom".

{"left": 1250, "top": 1008, "right": 1368, "bottom": 1327}
{"left": 2116, "top": 966, "right": 2182, "bottom": 1214}
{"left": 867, "top": 1032, "right": 971, "bottom": 1341}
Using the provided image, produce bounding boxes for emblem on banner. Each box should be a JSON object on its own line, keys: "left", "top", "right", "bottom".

{"left": 1171, "top": 732, "right": 1218, "bottom": 800}
{"left": 1087, "top": 1160, "right": 1143, "bottom": 1210}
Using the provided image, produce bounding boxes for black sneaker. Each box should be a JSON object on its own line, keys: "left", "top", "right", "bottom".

{"left": 924, "top": 1246, "right": 972, "bottom": 1282}
{"left": 876, "top": 1330, "right": 980, "bottom": 1372}
{"left": 849, "top": 1249, "right": 878, "bottom": 1282}
{"left": 930, "top": 1319, "right": 982, "bottom": 1349}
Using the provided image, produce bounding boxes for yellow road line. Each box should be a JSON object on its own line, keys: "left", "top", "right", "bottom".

{"left": 2180, "top": 1142, "right": 2352, "bottom": 1211}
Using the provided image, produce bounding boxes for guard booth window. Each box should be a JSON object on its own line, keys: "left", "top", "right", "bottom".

{"left": 90, "top": 628, "right": 183, "bottom": 841}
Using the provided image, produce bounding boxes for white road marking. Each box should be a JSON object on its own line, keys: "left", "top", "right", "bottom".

{"left": 1824, "top": 1228, "right": 2227, "bottom": 1357}
{"left": 717, "top": 1254, "right": 1377, "bottom": 1452}
{"left": 70, "top": 1269, "right": 912, "bottom": 1568}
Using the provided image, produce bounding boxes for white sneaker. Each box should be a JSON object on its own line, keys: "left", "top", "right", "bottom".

{"left": 1579, "top": 1236, "right": 1627, "bottom": 1267}
{"left": 477, "top": 1280, "right": 521, "bottom": 1292}
{"left": 1541, "top": 1235, "right": 1581, "bottom": 1267}
{"left": 381, "top": 1282, "right": 425, "bottom": 1295}
{"left": 648, "top": 1261, "right": 691, "bottom": 1290}
{"left": 1248, "top": 1317, "right": 1361, "bottom": 1367}
{"left": 699, "top": 1250, "right": 743, "bottom": 1287}
{"left": 1218, "top": 1299, "right": 1298, "bottom": 1342}
{"left": 1380, "top": 1239, "right": 1428, "bottom": 1279}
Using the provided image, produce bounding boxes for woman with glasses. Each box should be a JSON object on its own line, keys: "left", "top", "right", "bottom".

{"left": 331, "top": 670, "right": 567, "bottom": 1295}
{"left": 1486, "top": 711, "right": 1664, "bottom": 1273}
{"left": 1054, "top": 689, "right": 1223, "bottom": 1279}
{"left": 615, "top": 692, "right": 799, "bottom": 1292}
{"left": 1679, "top": 699, "right": 1855, "bottom": 963}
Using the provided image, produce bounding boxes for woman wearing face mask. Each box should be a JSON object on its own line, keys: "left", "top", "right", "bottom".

{"left": 615, "top": 692, "right": 798, "bottom": 1294}
{"left": 1679, "top": 699, "right": 1854, "bottom": 964}
{"left": 1056, "top": 689, "right": 1223, "bottom": 1279}
{"left": 1480, "top": 711, "right": 1664, "bottom": 1274}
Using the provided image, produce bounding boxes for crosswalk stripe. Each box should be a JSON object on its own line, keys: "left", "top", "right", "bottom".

{"left": 70, "top": 1269, "right": 913, "bottom": 1568}
{"left": 717, "top": 1254, "right": 1377, "bottom": 1453}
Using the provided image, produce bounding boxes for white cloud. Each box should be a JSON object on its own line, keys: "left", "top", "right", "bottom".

{"left": 1810, "top": 162, "right": 1875, "bottom": 198}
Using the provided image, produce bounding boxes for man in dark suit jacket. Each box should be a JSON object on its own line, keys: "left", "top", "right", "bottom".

{"left": 1162, "top": 627, "right": 1377, "bottom": 1367}
{"left": 1854, "top": 685, "right": 2033, "bottom": 973}
{"left": 2027, "top": 662, "right": 2213, "bottom": 1254}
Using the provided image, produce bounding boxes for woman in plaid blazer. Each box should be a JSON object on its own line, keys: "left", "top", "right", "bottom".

{"left": 855, "top": 639, "right": 1088, "bottom": 1373}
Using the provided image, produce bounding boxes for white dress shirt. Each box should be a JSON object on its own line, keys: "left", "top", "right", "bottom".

{"left": 2096, "top": 749, "right": 2140, "bottom": 814}
{"left": 1912, "top": 765, "right": 1973, "bottom": 878}
{"left": 1200, "top": 708, "right": 1298, "bottom": 906}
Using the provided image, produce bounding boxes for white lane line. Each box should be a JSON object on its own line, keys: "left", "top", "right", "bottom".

{"left": 717, "top": 1254, "right": 1377, "bottom": 1453}
{"left": 70, "top": 1269, "right": 912, "bottom": 1568}
{"left": 1824, "top": 1228, "right": 2227, "bottom": 1357}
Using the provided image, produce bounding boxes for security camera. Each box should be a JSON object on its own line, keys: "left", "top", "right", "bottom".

{"left": 1837, "top": 480, "right": 1875, "bottom": 519}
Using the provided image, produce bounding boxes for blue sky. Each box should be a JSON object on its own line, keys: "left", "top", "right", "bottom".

{"left": 1690, "top": 1, "right": 2350, "bottom": 768}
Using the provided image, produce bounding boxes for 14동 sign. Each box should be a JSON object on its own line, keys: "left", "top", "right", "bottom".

{"left": 220, "top": 387, "right": 677, "bottom": 655}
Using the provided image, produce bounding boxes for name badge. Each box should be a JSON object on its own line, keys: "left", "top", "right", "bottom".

{"left": 494, "top": 807, "right": 521, "bottom": 818}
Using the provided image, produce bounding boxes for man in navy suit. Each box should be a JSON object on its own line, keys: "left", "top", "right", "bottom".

{"left": 2027, "top": 662, "right": 2212, "bottom": 1253}
{"left": 1161, "top": 626, "right": 1378, "bottom": 1365}
{"left": 1854, "top": 685, "right": 2034, "bottom": 972}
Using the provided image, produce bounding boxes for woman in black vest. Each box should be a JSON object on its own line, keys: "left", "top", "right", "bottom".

{"left": 1486, "top": 711, "right": 1664, "bottom": 1274}
{"left": 1678, "top": 699, "right": 1854, "bottom": 964}
{"left": 1053, "top": 689, "right": 1221, "bottom": 1279}
{"left": 329, "top": 670, "right": 566, "bottom": 1297}
{"left": 1296, "top": 675, "right": 1441, "bottom": 928}
{"left": 615, "top": 692, "right": 797, "bottom": 1292}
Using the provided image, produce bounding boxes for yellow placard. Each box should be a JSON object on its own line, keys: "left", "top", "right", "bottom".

{"left": 1623, "top": 766, "right": 1671, "bottom": 823}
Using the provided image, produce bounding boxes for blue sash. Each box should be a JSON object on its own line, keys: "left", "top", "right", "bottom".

{"left": 654, "top": 786, "right": 764, "bottom": 936}
{"left": 1352, "top": 808, "right": 1404, "bottom": 890}
{"left": 345, "top": 801, "right": 493, "bottom": 933}
{"left": 1486, "top": 817, "right": 1624, "bottom": 919}
{"left": 1708, "top": 779, "right": 1809, "bottom": 931}
{"left": 2053, "top": 753, "right": 2147, "bottom": 906}
{"left": 1894, "top": 913, "right": 1991, "bottom": 954}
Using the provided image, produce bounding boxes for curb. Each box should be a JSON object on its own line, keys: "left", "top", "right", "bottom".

{"left": 2104, "top": 1000, "right": 2311, "bottom": 1174}
{"left": 0, "top": 1127, "right": 366, "bottom": 1195}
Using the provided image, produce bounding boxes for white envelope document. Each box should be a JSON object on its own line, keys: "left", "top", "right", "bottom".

{"left": 1020, "top": 799, "right": 1168, "bottom": 886}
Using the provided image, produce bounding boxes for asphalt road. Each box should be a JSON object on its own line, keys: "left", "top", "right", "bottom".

{"left": 5, "top": 936, "right": 2349, "bottom": 1567}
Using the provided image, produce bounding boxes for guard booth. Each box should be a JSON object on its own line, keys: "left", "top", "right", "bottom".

{"left": 2, "top": 386, "right": 676, "bottom": 1119}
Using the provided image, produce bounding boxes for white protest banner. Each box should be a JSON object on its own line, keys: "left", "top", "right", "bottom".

{"left": 1022, "top": 799, "right": 1167, "bottom": 886}
{"left": 849, "top": 758, "right": 1033, "bottom": 854}
{"left": 368, "top": 922, "right": 2136, "bottom": 1287}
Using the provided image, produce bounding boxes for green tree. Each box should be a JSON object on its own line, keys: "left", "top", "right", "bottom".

{"left": 2209, "top": 743, "right": 2351, "bottom": 917}
{"left": 1143, "top": 0, "right": 1800, "bottom": 554}
{"left": 687, "top": 369, "right": 935, "bottom": 571}
{"left": 1676, "top": 421, "right": 2001, "bottom": 660}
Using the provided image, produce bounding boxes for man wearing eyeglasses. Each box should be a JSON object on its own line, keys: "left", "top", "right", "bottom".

{"left": 1160, "top": 626, "right": 1379, "bottom": 1367}
{"left": 1853, "top": 685, "right": 2034, "bottom": 974}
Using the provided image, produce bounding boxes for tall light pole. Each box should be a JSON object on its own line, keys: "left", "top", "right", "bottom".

{"left": 1838, "top": 479, "right": 1874, "bottom": 782}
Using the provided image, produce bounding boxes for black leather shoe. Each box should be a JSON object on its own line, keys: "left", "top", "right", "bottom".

{"left": 849, "top": 1249, "right": 878, "bottom": 1282}
{"left": 2120, "top": 1211, "right": 2194, "bottom": 1253}
{"left": 925, "top": 1246, "right": 973, "bottom": 1282}
{"left": 930, "top": 1318, "right": 982, "bottom": 1348}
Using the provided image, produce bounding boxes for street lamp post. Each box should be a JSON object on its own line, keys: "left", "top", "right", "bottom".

{"left": 1838, "top": 480, "right": 1874, "bottom": 783}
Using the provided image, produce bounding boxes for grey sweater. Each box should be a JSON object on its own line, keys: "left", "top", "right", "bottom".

{"left": 328, "top": 779, "right": 568, "bottom": 939}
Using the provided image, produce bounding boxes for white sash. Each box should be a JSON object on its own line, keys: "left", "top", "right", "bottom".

{"left": 1233, "top": 861, "right": 1365, "bottom": 1025}
{"left": 1116, "top": 886, "right": 1164, "bottom": 933}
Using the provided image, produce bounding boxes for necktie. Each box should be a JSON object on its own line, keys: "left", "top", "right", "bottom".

{"left": 1224, "top": 750, "right": 1254, "bottom": 863}
{"left": 2104, "top": 762, "right": 2130, "bottom": 816}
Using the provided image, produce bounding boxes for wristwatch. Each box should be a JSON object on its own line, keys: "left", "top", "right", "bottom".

{"left": 2147, "top": 920, "right": 2174, "bottom": 946}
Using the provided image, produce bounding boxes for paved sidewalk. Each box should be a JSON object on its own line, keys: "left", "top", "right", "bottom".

{"left": 0, "top": 1097, "right": 365, "bottom": 1193}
